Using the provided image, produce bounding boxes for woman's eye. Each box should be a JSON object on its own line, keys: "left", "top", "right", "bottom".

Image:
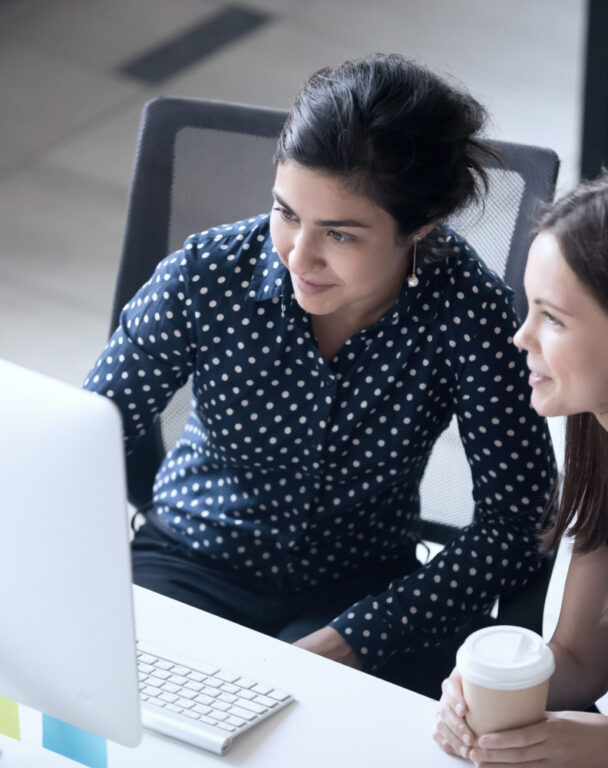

{"left": 272, "top": 206, "right": 297, "bottom": 222}
{"left": 327, "top": 229, "right": 354, "bottom": 243}
{"left": 542, "top": 310, "right": 563, "bottom": 327}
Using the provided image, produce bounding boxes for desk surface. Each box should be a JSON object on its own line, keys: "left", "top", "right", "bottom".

{"left": 1, "top": 587, "right": 456, "bottom": 767}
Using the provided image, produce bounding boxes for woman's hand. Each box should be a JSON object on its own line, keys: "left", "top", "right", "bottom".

{"left": 293, "top": 626, "right": 362, "bottom": 669}
{"left": 470, "top": 710, "right": 608, "bottom": 767}
{"left": 433, "top": 669, "right": 476, "bottom": 759}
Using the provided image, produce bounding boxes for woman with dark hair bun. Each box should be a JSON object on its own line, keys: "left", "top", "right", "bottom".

{"left": 275, "top": 54, "right": 492, "bottom": 244}
{"left": 435, "top": 173, "right": 608, "bottom": 766}
{"left": 84, "top": 54, "right": 556, "bottom": 697}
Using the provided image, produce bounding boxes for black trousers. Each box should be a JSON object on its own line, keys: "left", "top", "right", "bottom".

{"left": 131, "top": 516, "right": 491, "bottom": 700}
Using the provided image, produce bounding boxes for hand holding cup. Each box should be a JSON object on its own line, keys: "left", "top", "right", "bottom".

{"left": 457, "top": 625, "right": 554, "bottom": 736}
{"left": 434, "top": 669, "right": 476, "bottom": 759}
{"left": 435, "top": 626, "right": 554, "bottom": 760}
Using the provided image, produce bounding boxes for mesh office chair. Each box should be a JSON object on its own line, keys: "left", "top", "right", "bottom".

{"left": 111, "top": 96, "right": 560, "bottom": 634}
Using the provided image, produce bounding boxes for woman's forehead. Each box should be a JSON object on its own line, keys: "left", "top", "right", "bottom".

{"left": 528, "top": 232, "right": 607, "bottom": 319}
{"left": 273, "top": 161, "right": 391, "bottom": 223}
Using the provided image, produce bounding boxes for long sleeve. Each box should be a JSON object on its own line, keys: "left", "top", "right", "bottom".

{"left": 330, "top": 273, "right": 557, "bottom": 671}
{"left": 83, "top": 243, "right": 199, "bottom": 454}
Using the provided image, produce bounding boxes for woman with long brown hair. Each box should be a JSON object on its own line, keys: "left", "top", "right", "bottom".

{"left": 435, "top": 173, "right": 608, "bottom": 767}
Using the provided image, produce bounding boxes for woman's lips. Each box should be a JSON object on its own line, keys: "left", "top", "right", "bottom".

{"left": 293, "top": 274, "right": 334, "bottom": 295}
{"left": 529, "top": 371, "right": 551, "bottom": 387}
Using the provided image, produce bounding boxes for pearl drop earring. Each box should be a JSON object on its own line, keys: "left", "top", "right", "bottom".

{"left": 408, "top": 236, "right": 421, "bottom": 288}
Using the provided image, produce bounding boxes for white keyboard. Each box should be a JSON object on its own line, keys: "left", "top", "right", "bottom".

{"left": 137, "top": 641, "right": 294, "bottom": 755}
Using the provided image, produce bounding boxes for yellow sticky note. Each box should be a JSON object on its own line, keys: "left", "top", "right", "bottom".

{"left": 0, "top": 697, "right": 20, "bottom": 740}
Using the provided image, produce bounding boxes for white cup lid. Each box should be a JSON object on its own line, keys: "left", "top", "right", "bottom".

{"left": 456, "top": 625, "right": 555, "bottom": 690}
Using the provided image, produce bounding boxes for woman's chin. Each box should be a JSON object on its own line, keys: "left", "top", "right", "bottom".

{"left": 530, "top": 395, "right": 569, "bottom": 420}
{"left": 530, "top": 392, "right": 558, "bottom": 419}
{"left": 294, "top": 291, "right": 334, "bottom": 315}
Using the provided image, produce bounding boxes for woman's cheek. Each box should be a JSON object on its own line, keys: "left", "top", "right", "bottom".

{"left": 269, "top": 222, "right": 290, "bottom": 263}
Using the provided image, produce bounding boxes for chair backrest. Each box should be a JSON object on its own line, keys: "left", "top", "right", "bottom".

{"left": 112, "top": 96, "right": 559, "bottom": 541}
{"left": 111, "top": 97, "right": 286, "bottom": 508}
{"left": 420, "top": 143, "right": 560, "bottom": 545}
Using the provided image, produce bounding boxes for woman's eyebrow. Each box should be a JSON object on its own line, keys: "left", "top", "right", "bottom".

{"left": 271, "top": 190, "right": 369, "bottom": 228}
{"left": 271, "top": 190, "right": 294, "bottom": 212}
{"left": 534, "top": 298, "right": 573, "bottom": 316}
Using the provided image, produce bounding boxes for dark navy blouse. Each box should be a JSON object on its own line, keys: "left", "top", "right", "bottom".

{"left": 84, "top": 213, "right": 556, "bottom": 672}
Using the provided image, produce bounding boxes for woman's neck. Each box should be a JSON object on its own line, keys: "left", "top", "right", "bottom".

{"left": 311, "top": 295, "right": 397, "bottom": 363}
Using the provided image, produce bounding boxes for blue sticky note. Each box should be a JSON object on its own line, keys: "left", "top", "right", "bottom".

{"left": 42, "top": 715, "right": 107, "bottom": 768}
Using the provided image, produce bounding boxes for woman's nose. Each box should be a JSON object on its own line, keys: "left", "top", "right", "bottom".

{"left": 289, "top": 230, "right": 323, "bottom": 273}
{"left": 513, "top": 316, "right": 532, "bottom": 351}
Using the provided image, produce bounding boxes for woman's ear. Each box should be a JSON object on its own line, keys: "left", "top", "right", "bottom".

{"left": 414, "top": 221, "right": 438, "bottom": 241}
{"left": 397, "top": 221, "right": 438, "bottom": 250}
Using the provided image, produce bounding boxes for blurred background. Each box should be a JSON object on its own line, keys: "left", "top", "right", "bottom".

{"left": 0, "top": 0, "right": 601, "bottom": 696}
{"left": 0, "top": 0, "right": 588, "bottom": 385}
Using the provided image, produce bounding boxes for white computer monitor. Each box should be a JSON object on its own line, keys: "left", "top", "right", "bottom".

{"left": 0, "top": 358, "right": 142, "bottom": 746}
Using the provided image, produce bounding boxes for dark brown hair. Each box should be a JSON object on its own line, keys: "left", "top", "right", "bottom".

{"left": 275, "top": 54, "right": 497, "bottom": 251}
{"left": 539, "top": 173, "right": 608, "bottom": 553}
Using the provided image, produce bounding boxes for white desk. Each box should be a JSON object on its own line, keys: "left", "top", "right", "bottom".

{"left": 0, "top": 587, "right": 456, "bottom": 767}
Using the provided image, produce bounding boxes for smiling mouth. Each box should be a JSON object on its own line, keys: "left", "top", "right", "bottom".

{"left": 294, "top": 275, "right": 334, "bottom": 294}
{"left": 298, "top": 276, "right": 331, "bottom": 287}
{"left": 529, "top": 371, "right": 551, "bottom": 386}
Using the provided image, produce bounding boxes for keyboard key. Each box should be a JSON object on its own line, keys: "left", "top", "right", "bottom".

{"left": 169, "top": 674, "right": 188, "bottom": 686}
{"left": 161, "top": 683, "right": 180, "bottom": 694}
{"left": 218, "top": 693, "right": 237, "bottom": 704}
{"left": 216, "top": 671, "right": 239, "bottom": 683}
{"left": 226, "top": 716, "right": 246, "bottom": 728}
{"left": 177, "top": 698, "right": 195, "bottom": 709}
{"left": 251, "top": 684, "right": 272, "bottom": 696}
{"left": 150, "top": 669, "right": 171, "bottom": 680}
{"left": 191, "top": 663, "right": 218, "bottom": 677}
{"left": 254, "top": 694, "right": 277, "bottom": 708}
{"left": 236, "top": 700, "right": 265, "bottom": 715}
{"left": 138, "top": 653, "right": 155, "bottom": 664}
{"left": 185, "top": 681, "right": 204, "bottom": 692}
{"left": 217, "top": 723, "right": 237, "bottom": 733}
{"left": 235, "top": 677, "right": 255, "bottom": 689}
{"left": 199, "top": 715, "right": 220, "bottom": 726}
{"left": 220, "top": 683, "right": 238, "bottom": 694}
{"left": 155, "top": 659, "right": 173, "bottom": 671}
{"left": 267, "top": 689, "right": 291, "bottom": 702}
{"left": 204, "top": 677, "right": 223, "bottom": 689}
{"left": 211, "top": 700, "right": 231, "bottom": 712}
{"left": 228, "top": 706, "right": 256, "bottom": 721}
{"left": 194, "top": 694, "right": 215, "bottom": 707}
{"left": 187, "top": 671, "right": 206, "bottom": 683}
{"left": 237, "top": 689, "right": 256, "bottom": 700}
{"left": 160, "top": 692, "right": 178, "bottom": 704}
{"left": 139, "top": 663, "right": 154, "bottom": 675}
{"left": 193, "top": 704, "right": 211, "bottom": 716}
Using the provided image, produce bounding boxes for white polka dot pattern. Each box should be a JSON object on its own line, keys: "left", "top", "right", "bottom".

{"left": 84, "top": 214, "right": 557, "bottom": 672}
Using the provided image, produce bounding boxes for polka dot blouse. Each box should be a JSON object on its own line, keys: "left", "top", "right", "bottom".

{"left": 84, "top": 213, "right": 557, "bottom": 672}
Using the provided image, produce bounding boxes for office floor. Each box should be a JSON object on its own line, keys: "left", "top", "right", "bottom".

{"left": 1, "top": 0, "right": 599, "bottom": 706}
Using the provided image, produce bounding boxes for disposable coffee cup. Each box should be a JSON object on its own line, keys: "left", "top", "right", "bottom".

{"left": 456, "top": 625, "right": 555, "bottom": 736}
